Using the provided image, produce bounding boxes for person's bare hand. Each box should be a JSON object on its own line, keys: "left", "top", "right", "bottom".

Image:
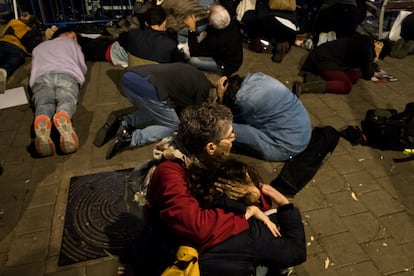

{"left": 260, "top": 184, "right": 289, "bottom": 207}
{"left": 215, "top": 178, "right": 260, "bottom": 203}
{"left": 245, "top": 206, "right": 281, "bottom": 237}
{"left": 262, "top": 216, "right": 281, "bottom": 237}
{"left": 216, "top": 76, "right": 228, "bottom": 104}
{"left": 374, "top": 40, "right": 384, "bottom": 61}
{"left": 184, "top": 14, "right": 197, "bottom": 32}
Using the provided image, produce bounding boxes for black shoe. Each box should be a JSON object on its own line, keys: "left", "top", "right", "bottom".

{"left": 106, "top": 126, "right": 133, "bottom": 159}
{"left": 94, "top": 113, "right": 122, "bottom": 147}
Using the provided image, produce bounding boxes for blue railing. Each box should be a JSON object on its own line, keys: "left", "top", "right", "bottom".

{"left": 27, "top": 0, "right": 134, "bottom": 26}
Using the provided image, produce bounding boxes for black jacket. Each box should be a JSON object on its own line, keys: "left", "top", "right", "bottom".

{"left": 187, "top": 19, "right": 243, "bottom": 76}
{"left": 301, "top": 36, "right": 376, "bottom": 80}
{"left": 128, "top": 27, "right": 186, "bottom": 63}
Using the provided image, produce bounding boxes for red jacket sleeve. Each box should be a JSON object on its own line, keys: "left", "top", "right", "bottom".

{"left": 147, "top": 160, "right": 249, "bottom": 251}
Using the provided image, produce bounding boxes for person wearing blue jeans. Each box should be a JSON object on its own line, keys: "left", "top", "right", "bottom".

{"left": 96, "top": 63, "right": 214, "bottom": 159}
{"left": 216, "top": 72, "right": 312, "bottom": 161}
{"left": 30, "top": 28, "right": 87, "bottom": 157}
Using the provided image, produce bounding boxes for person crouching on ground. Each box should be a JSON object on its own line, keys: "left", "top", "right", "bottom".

{"left": 30, "top": 28, "right": 87, "bottom": 157}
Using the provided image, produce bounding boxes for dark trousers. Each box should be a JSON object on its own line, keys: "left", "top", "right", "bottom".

{"left": 0, "top": 41, "right": 26, "bottom": 77}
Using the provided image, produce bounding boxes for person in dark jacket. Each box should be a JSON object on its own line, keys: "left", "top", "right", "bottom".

{"left": 184, "top": 4, "right": 243, "bottom": 76}
{"left": 294, "top": 34, "right": 389, "bottom": 95}
{"left": 94, "top": 63, "right": 214, "bottom": 159}
{"left": 312, "top": 0, "right": 366, "bottom": 45}
{"left": 128, "top": 5, "right": 186, "bottom": 64}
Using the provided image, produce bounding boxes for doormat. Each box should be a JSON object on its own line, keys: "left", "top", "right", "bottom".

{"left": 58, "top": 168, "right": 144, "bottom": 266}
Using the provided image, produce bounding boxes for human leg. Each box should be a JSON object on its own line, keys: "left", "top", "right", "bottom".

{"left": 53, "top": 73, "right": 80, "bottom": 154}
{"left": 0, "top": 41, "right": 26, "bottom": 77}
{"left": 321, "top": 70, "right": 353, "bottom": 94}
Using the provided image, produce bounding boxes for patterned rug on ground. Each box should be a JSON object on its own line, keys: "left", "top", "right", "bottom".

{"left": 58, "top": 168, "right": 143, "bottom": 266}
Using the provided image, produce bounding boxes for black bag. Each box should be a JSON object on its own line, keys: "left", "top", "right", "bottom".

{"left": 271, "top": 126, "right": 340, "bottom": 196}
{"left": 361, "top": 102, "right": 414, "bottom": 151}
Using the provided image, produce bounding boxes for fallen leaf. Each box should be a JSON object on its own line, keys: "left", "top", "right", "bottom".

{"left": 310, "top": 236, "right": 314, "bottom": 241}
{"left": 351, "top": 192, "right": 358, "bottom": 201}
{"left": 324, "top": 257, "right": 330, "bottom": 269}
{"left": 383, "top": 242, "right": 388, "bottom": 247}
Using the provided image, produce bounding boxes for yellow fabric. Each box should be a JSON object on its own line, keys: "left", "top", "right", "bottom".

{"left": 0, "top": 19, "right": 32, "bottom": 54}
{"left": 162, "top": 246, "right": 200, "bottom": 276}
{"left": 268, "top": 0, "right": 296, "bottom": 11}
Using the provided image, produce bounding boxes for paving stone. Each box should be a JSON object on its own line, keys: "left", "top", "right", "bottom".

{"left": 378, "top": 211, "right": 414, "bottom": 243}
{"left": 359, "top": 190, "right": 404, "bottom": 217}
{"left": 86, "top": 258, "right": 120, "bottom": 276}
{"left": 325, "top": 190, "right": 368, "bottom": 216}
{"left": 26, "top": 184, "right": 58, "bottom": 209}
{"left": 342, "top": 171, "right": 382, "bottom": 194}
{"left": 294, "top": 184, "right": 330, "bottom": 212}
{"left": 45, "top": 266, "right": 85, "bottom": 276}
{"left": 313, "top": 166, "right": 348, "bottom": 194}
{"left": 336, "top": 261, "right": 382, "bottom": 276}
{"left": 294, "top": 252, "right": 339, "bottom": 275}
{"left": 364, "top": 238, "right": 413, "bottom": 275}
{"left": 303, "top": 207, "right": 347, "bottom": 237}
{"left": 341, "top": 212, "right": 389, "bottom": 243}
{"left": 400, "top": 240, "right": 414, "bottom": 264}
{"left": 7, "top": 231, "right": 50, "bottom": 266}
{"left": 318, "top": 232, "right": 369, "bottom": 267}
{"left": 303, "top": 223, "right": 323, "bottom": 255}
{"left": 329, "top": 154, "right": 363, "bottom": 175}
{"left": 14, "top": 205, "right": 53, "bottom": 235}
{"left": 2, "top": 262, "right": 45, "bottom": 276}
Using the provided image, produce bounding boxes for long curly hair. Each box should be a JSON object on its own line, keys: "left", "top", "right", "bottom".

{"left": 187, "top": 158, "right": 262, "bottom": 208}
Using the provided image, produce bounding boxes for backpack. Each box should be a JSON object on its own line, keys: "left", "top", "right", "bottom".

{"left": 361, "top": 102, "right": 414, "bottom": 151}
{"left": 271, "top": 126, "right": 340, "bottom": 196}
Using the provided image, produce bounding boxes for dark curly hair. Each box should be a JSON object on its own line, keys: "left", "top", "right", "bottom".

{"left": 222, "top": 75, "right": 244, "bottom": 108}
{"left": 187, "top": 158, "right": 262, "bottom": 208}
{"left": 176, "top": 103, "right": 233, "bottom": 156}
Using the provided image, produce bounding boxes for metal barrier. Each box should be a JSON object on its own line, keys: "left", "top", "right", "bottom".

{"left": 28, "top": 0, "right": 134, "bottom": 26}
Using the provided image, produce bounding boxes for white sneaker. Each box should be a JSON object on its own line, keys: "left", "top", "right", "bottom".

{"left": 0, "top": 68, "right": 7, "bottom": 94}
{"left": 327, "top": 31, "right": 337, "bottom": 42}
{"left": 317, "top": 32, "right": 328, "bottom": 46}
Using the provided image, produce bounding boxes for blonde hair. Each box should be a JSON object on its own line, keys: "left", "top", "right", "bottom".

{"left": 208, "top": 5, "right": 230, "bottom": 30}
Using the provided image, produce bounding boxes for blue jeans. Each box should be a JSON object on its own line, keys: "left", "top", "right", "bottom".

{"left": 188, "top": 56, "right": 222, "bottom": 75}
{"left": 121, "top": 73, "right": 180, "bottom": 147}
{"left": 0, "top": 41, "right": 26, "bottom": 77}
{"left": 233, "top": 123, "right": 294, "bottom": 161}
{"left": 31, "top": 72, "right": 80, "bottom": 119}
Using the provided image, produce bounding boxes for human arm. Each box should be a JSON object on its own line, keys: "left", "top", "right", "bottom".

{"left": 215, "top": 76, "right": 228, "bottom": 104}
{"left": 245, "top": 206, "right": 281, "bottom": 237}
{"left": 260, "top": 184, "right": 289, "bottom": 207}
{"left": 184, "top": 14, "right": 211, "bottom": 57}
{"left": 249, "top": 204, "right": 307, "bottom": 267}
{"left": 148, "top": 160, "right": 249, "bottom": 250}
{"left": 215, "top": 178, "right": 273, "bottom": 210}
